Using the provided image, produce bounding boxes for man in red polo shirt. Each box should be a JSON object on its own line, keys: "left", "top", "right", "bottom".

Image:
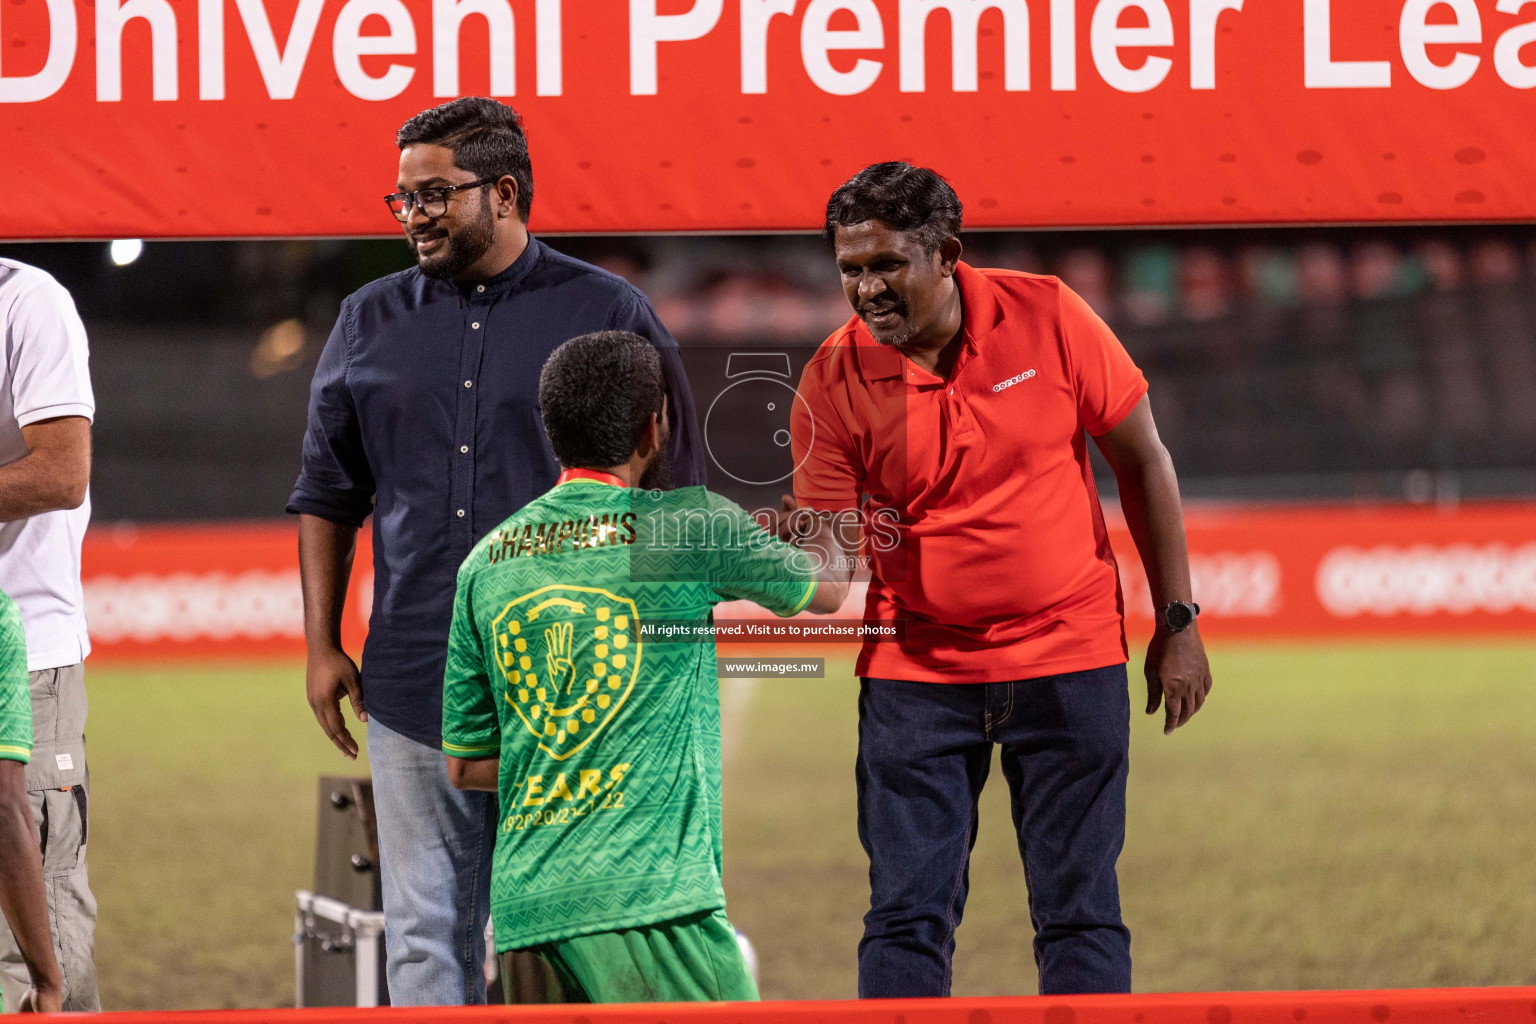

{"left": 791, "top": 163, "right": 1212, "bottom": 997}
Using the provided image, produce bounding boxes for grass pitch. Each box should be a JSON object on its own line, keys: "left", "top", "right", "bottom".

{"left": 87, "top": 642, "right": 1536, "bottom": 1009}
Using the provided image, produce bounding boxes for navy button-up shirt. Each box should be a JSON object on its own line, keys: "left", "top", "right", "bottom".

{"left": 287, "top": 237, "right": 705, "bottom": 746}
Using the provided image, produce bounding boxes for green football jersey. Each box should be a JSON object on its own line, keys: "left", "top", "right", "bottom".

{"left": 443, "top": 478, "right": 817, "bottom": 951}
{"left": 0, "top": 591, "right": 32, "bottom": 764}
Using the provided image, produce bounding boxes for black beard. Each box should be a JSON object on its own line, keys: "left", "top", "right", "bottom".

{"left": 639, "top": 445, "right": 673, "bottom": 491}
{"left": 410, "top": 200, "right": 495, "bottom": 280}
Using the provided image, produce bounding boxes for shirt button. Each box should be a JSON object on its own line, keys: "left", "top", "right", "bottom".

{"left": 472, "top": 322, "right": 481, "bottom": 329}
{"left": 465, "top": 380, "right": 473, "bottom": 388}
{"left": 476, "top": 284, "right": 485, "bottom": 293}
{"left": 460, "top": 445, "right": 469, "bottom": 454}
{"left": 457, "top": 509, "right": 466, "bottom": 518}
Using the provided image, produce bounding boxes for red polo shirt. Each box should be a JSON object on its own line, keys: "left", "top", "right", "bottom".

{"left": 791, "top": 263, "right": 1147, "bottom": 682}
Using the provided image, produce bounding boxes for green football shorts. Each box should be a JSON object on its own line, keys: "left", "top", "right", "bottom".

{"left": 514, "top": 908, "right": 760, "bottom": 1003}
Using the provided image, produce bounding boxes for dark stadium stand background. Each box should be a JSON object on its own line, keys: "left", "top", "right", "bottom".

{"left": 4, "top": 226, "right": 1534, "bottom": 523}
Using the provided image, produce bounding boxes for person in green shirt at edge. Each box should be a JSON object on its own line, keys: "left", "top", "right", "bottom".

{"left": 0, "top": 590, "right": 63, "bottom": 1013}
{"left": 443, "top": 331, "right": 852, "bottom": 1003}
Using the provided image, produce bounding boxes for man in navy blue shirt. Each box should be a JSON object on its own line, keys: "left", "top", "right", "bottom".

{"left": 287, "top": 97, "right": 704, "bottom": 1006}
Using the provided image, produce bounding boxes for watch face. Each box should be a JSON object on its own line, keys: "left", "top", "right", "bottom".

{"left": 1166, "top": 602, "right": 1194, "bottom": 630}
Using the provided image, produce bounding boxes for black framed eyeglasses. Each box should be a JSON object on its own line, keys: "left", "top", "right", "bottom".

{"left": 384, "top": 178, "right": 498, "bottom": 222}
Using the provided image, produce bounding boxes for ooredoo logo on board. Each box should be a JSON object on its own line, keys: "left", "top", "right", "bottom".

{"left": 1315, "top": 543, "right": 1536, "bottom": 618}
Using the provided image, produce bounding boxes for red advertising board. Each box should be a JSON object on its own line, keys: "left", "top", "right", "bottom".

{"left": 81, "top": 521, "right": 375, "bottom": 660}
{"left": 79, "top": 502, "right": 1536, "bottom": 661}
{"left": 3, "top": 0, "right": 1536, "bottom": 238}
{"left": 1107, "top": 501, "right": 1536, "bottom": 640}
{"left": 52, "top": 987, "right": 1536, "bottom": 1024}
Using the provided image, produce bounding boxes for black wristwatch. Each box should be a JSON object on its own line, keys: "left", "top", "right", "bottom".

{"left": 1160, "top": 600, "right": 1200, "bottom": 633}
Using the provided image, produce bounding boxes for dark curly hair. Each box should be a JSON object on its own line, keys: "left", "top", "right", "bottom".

{"left": 397, "top": 97, "right": 534, "bottom": 222}
{"left": 824, "top": 162, "right": 963, "bottom": 254}
{"left": 538, "top": 332, "right": 665, "bottom": 469}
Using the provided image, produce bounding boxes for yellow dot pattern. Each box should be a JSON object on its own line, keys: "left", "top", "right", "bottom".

{"left": 499, "top": 597, "right": 638, "bottom": 752}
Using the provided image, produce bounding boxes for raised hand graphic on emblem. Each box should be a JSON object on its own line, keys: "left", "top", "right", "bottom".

{"left": 545, "top": 621, "right": 576, "bottom": 695}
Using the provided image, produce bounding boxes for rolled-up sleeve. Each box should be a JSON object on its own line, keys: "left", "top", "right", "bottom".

{"left": 286, "top": 301, "right": 375, "bottom": 526}
{"left": 609, "top": 290, "right": 707, "bottom": 488}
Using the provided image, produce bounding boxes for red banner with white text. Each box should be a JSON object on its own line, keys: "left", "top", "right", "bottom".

{"left": 3, "top": 0, "right": 1536, "bottom": 238}
{"left": 78, "top": 502, "right": 1536, "bottom": 661}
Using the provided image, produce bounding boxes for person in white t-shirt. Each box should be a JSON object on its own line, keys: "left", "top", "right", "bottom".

{"left": 0, "top": 258, "right": 98, "bottom": 1012}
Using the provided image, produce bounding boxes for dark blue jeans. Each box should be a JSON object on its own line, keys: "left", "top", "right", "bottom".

{"left": 856, "top": 665, "right": 1132, "bottom": 997}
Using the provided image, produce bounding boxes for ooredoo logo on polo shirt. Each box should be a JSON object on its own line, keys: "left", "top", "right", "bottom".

{"left": 992, "top": 369, "right": 1037, "bottom": 392}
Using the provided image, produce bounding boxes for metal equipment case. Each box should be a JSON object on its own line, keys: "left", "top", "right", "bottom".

{"left": 293, "top": 777, "right": 388, "bottom": 1007}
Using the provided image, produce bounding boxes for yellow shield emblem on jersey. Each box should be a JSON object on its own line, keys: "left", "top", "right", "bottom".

{"left": 492, "top": 585, "right": 642, "bottom": 761}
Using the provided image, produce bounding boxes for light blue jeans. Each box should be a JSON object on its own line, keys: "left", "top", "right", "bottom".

{"left": 367, "top": 717, "right": 497, "bottom": 1005}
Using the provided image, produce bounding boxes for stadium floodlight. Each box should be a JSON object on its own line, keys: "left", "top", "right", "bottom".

{"left": 109, "top": 239, "right": 143, "bottom": 266}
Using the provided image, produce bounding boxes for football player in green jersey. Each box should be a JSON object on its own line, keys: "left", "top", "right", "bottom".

{"left": 0, "top": 591, "right": 63, "bottom": 1013}
{"left": 443, "top": 332, "right": 850, "bottom": 1003}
